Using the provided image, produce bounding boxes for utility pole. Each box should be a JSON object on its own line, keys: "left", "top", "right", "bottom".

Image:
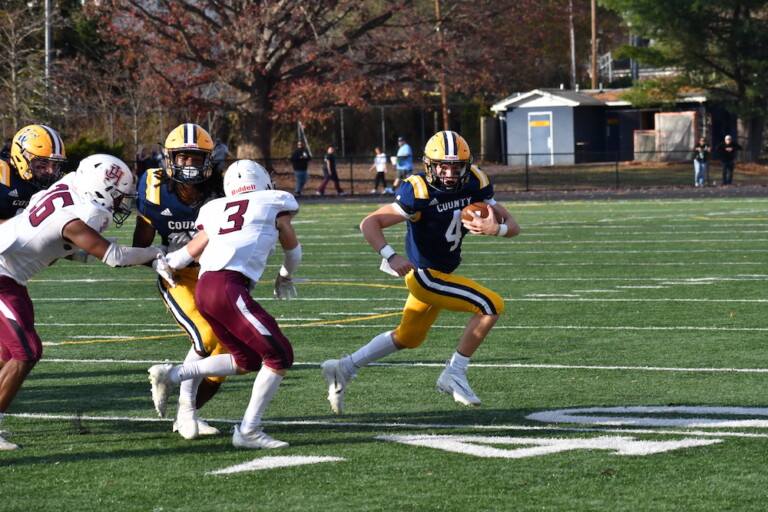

{"left": 568, "top": 0, "right": 577, "bottom": 89}
{"left": 591, "top": 0, "right": 597, "bottom": 89}
{"left": 45, "top": 0, "right": 52, "bottom": 110}
{"left": 435, "top": 0, "right": 450, "bottom": 130}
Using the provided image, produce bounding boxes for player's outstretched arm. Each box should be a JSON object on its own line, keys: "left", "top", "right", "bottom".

{"left": 274, "top": 215, "right": 301, "bottom": 300}
{"left": 63, "top": 220, "right": 164, "bottom": 267}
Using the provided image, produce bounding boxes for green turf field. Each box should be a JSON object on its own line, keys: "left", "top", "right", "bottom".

{"left": 3, "top": 197, "right": 768, "bottom": 511}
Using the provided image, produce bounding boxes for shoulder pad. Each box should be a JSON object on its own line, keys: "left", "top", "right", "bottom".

{"left": 404, "top": 175, "right": 430, "bottom": 199}
{"left": 0, "top": 160, "right": 11, "bottom": 187}
{"left": 143, "top": 169, "right": 163, "bottom": 205}
{"left": 468, "top": 165, "right": 490, "bottom": 189}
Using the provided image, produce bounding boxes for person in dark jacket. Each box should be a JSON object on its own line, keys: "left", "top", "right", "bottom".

{"left": 716, "top": 135, "right": 742, "bottom": 185}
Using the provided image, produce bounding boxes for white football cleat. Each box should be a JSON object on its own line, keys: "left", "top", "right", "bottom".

{"left": 148, "top": 362, "right": 175, "bottom": 417}
{"left": 0, "top": 434, "right": 19, "bottom": 451}
{"left": 173, "top": 402, "right": 198, "bottom": 440}
{"left": 232, "top": 425, "right": 288, "bottom": 450}
{"left": 195, "top": 413, "right": 221, "bottom": 436}
{"left": 321, "top": 357, "right": 356, "bottom": 414}
{"left": 173, "top": 406, "right": 220, "bottom": 440}
{"left": 436, "top": 363, "right": 481, "bottom": 406}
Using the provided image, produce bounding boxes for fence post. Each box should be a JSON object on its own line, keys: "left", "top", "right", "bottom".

{"left": 349, "top": 157, "right": 354, "bottom": 194}
{"left": 525, "top": 154, "right": 530, "bottom": 191}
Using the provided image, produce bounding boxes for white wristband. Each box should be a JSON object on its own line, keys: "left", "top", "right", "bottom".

{"left": 166, "top": 246, "right": 195, "bottom": 269}
{"left": 378, "top": 244, "right": 397, "bottom": 260}
{"left": 496, "top": 224, "right": 509, "bottom": 237}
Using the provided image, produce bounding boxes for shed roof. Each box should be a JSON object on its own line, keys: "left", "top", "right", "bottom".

{"left": 491, "top": 87, "right": 708, "bottom": 112}
{"left": 490, "top": 88, "right": 604, "bottom": 112}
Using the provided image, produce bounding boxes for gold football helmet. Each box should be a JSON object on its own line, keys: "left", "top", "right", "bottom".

{"left": 10, "top": 124, "right": 67, "bottom": 189}
{"left": 422, "top": 130, "right": 472, "bottom": 192}
{"left": 163, "top": 123, "right": 215, "bottom": 184}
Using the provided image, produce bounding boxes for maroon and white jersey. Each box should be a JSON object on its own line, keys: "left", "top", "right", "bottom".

{"left": 195, "top": 190, "right": 298, "bottom": 285}
{"left": 0, "top": 179, "right": 111, "bottom": 285}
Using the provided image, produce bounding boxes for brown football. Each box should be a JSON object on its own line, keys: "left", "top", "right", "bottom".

{"left": 461, "top": 202, "right": 495, "bottom": 222}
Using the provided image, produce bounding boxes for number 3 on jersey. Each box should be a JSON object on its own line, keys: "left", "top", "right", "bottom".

{"left": 219, "top": 199, "right": 248, "bottom": 234}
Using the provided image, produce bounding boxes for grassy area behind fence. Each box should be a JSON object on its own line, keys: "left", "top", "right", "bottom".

{"left": 258, "top": 158, "right": 768, "bottom": 195}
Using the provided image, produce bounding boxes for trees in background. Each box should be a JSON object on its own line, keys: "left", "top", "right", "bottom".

{"left": 0, "top": 1, "right": 636, "bottom": 160}
{"left": 0, "top": 1, "right": 58, "bottom": 128}
{"left": 600, "top": 0, "right": 768, "bottom": 160}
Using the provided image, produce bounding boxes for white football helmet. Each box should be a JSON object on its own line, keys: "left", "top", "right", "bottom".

{"left": 72, "top": 154, "right": 136, "bottom": 227}
{"left": 223, "top": 160, "right": 273, "bottom": 197}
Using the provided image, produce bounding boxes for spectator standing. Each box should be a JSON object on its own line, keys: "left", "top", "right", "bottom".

{"left": 212, "top": 139, "right": 234, "bottom": 174}
{"left": 393, "top": 136, "right": 413, "bottom": 191}
{"left": 316, "top": 145, "right": 345, "bottom": 196}
{"left": 716, "top": 135, "right": 741, "bottom": 186}
{"left": 136, "top": 144, "right": 154, "bottom": 176}
{"left": 369, "top": 147, "right": 393, "bottom": 194}
{"left": 289, "top": 141, "right": 311, "bottom": 196}
{"left": 692, "top": 137, "right": 710, "bottom": 187}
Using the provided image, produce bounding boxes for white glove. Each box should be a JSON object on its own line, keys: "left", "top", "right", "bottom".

{"left": 274, "top": 274, "right": 297, "bottom": 300}
{"left": 152, "top": 255, "right": 177, "bottom": 287}
{"left": 167, "top": 232, "right": 193, "bottom": 252}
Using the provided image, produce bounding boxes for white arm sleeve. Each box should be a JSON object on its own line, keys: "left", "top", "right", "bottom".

{"left": 166, "top": 246, "right": 196, "bottom": 269}
{"left": 101, "top": 243, "right": 163, "bottom": 267}
{"left": 278, "top": 244, "right": 302, "bottom": 278}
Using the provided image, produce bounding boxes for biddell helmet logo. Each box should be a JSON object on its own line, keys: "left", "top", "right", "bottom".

{"left": 232, "top": 184, "right": 257, "bottom": 195}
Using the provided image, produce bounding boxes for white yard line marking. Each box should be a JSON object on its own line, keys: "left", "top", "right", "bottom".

{"left": 206, "top": 456, "right": 345, "bottom": 475}
{"left": 527, "top": 406, "right": 768, "bottom": 428}
{"left": 377, "top": 434, "right": 721, "bottom": 458}
{"left": 8, "top": 411, "right": 768, "bottom": 439}
{"left": 38, "top": 358, "right": 768, "bottom": 373}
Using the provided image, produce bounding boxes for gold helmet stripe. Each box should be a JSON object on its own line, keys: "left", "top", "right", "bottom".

{"left": 441, "top": 130, "right": 459, "bottom": 159}
{"left": 183, "top": 123, "right": 197, "bottom": 147}
{"left": 39, "top": 124, "right": 65, "bottom": 159}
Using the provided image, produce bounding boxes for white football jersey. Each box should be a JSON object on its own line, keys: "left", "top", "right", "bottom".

{"left": 195, "top": 190, "right": 298, "bottom": 285}
{"left": 0, "top": 179, "right": 112, "bottom": 285}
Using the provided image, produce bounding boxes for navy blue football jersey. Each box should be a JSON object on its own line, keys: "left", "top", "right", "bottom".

{"left": 395, "top": 166, "right": 494, "bottom": 273}
{"left": 0, "top": 161, "right": 38, "bottom": 220}
{"left": 136, "top": 169, "right": 204, "bottom": 244}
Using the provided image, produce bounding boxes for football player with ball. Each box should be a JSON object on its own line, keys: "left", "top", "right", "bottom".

{"left": 321, "top": 130, "right": 519, "bottom": 413}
